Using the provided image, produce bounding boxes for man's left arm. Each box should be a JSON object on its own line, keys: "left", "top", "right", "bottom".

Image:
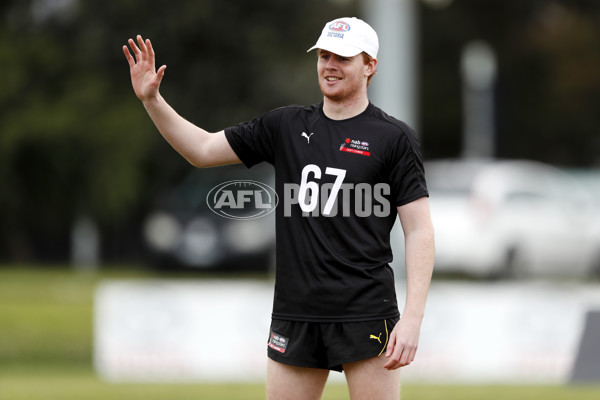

{"left": 384, "top": 196, "right": 435, "bottom": 370}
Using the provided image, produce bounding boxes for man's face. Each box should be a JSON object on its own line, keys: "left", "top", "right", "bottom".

{"left": 317, "top": 49, "right": 374, "bottom": 102}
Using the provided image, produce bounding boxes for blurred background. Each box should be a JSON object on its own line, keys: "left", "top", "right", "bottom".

{"left": 2, "top": 0, "right": 600, "bottom": 398}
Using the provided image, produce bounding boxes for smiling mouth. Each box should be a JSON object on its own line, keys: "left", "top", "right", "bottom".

{"left": 326, "top": 77, "right": 342, "bottom": 82}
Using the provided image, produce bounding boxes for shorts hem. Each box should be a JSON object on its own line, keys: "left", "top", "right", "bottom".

{"left": 267, "top": 351, "right": 336, "bottom": 371}
{"left": 268, "top": 351, "right": 387, "bottom": 373}
{"left": 329, "top": 350, "right": 386, "bottom": 371}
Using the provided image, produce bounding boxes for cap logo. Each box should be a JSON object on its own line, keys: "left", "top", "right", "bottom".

{"left": 329, "top": 21, "right": 351, "bottom": 32}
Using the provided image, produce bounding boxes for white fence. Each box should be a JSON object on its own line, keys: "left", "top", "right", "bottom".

{"left": 94, "top": 279, "right": 600, "bottom": 383}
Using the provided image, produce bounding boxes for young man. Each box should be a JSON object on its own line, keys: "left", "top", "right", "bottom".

{"left": 124, "top": 17, "right": 434, "bottom": 400}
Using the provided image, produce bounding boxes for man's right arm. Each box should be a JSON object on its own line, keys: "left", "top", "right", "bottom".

{"left": 123, "top": 35, "right": 240, "bottom": 168}
{"left": 141, "top": 95, "right": 240, "bottom": 167}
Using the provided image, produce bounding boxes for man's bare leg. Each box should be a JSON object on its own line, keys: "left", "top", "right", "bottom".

{"left": 266, "top": 358, "right": 330, "bottom": 400}
{"left": 343, "top": 356, "right": 401, "bottom": 400}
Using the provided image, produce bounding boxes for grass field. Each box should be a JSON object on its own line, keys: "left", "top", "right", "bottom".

{"left": 1, "top": 266, "right": 600, "bottom": 399}
{"left": 2, "top": 366, "right": 600, "bottom": 400}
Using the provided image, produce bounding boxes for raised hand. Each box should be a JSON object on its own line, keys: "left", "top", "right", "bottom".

{"left": 123, "top": 35, "right": 167, "bottom": 102}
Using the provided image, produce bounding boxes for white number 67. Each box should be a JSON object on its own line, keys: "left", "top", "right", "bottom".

{"left": 298, "top": 164, "right": 346, "bottom": 216}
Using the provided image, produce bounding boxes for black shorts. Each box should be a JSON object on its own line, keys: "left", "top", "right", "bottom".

{"left": 267, "top": 317, "right": 399, "bottom": 372}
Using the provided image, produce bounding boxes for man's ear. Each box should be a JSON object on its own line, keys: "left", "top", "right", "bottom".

{"left": 365, "top": 58, "right": 377, "bottom": 77}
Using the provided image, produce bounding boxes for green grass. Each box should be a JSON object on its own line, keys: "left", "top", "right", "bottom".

{"left": 2, "top": 366, "right": 600, "bottom": 400}
{"left": 0, "top": 265, "right": 148, "bottom": 368}
{"left": 1, "top": 265, "right": 600, "bottom": 399}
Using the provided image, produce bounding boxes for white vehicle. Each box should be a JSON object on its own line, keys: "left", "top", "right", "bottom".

{"left": 426, "top": 159, "right": 600, "bottom": 279}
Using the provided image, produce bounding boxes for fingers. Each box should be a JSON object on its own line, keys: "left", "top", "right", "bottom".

{"left": 385, "top": 334, "right": 396, "bottom": 358}
{"left": 128, "top": 38, "right": 140, "bottom": 55}
{"left": 126, "top": 37, "right": 140, "bottom": 64}
{"left": 384, "top": 348, "right": 416, "bottom": 370}
{"left": 124, "top": 35, "right": 152, "bottom": 65}
{"left": 146, "top": 38, "right": 157, "bottom": 70}
{"left": 383, "top": 336, "right": 398, "bottom": 369}
{"left": 122, "top": 45, "right": 135, "bottom": 68}
{"left": 136, "top": 35, "right": 148, "bottom": 61}
{"left": 384, "top": 338, "right": 418, "bottom": 370}
{"left": 147, "top": 38, "right": 155, "bottom": 59}
{"left": 156, "top": 64, "right": 167, "bottom": 81}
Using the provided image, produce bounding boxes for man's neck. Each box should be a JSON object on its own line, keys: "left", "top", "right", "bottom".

{"left": 322, "top": 95, "right": 370, "bottom": 121}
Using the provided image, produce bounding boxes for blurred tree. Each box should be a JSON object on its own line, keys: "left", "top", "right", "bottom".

{"left": 501, "top": 1, "right": 600, "bottom": 165}
{"left": 419, "top": 0, "right": 600, "bottom": 166}
{"left": 0, "top": 0, "right": 358, "bottom": 262}
{"left": 0, "top": 0, "right": 151, "bottom": 261}
{"left": 2, "top": 0, "right": 599, "bottom": 263}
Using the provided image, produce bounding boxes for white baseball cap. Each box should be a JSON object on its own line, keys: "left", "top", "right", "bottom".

{"left": 307, "top": 17, "right": 379, "bottom": 59}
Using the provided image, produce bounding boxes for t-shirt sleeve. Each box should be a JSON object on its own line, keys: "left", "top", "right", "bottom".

{"left": 224, "top": 108, "right": 282, "bottom": 168}
{"left": 386, "top": 126, "right": 429, "bottom": 207}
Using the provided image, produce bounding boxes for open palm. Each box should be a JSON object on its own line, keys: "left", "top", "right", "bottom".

{"left": 123, "top": 35, "right": 166, "bottom": 102}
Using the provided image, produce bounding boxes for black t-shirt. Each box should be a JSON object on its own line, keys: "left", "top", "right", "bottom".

{"left": 225, "top": 102, "right": 428, "bottom": 322}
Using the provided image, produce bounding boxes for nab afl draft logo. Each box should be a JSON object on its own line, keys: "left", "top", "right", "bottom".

{"left": 340, "top": 138, "right": 371, "bottom": 156}
{"left": 207, "top": 180, "right": 278, "bottom": 220}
